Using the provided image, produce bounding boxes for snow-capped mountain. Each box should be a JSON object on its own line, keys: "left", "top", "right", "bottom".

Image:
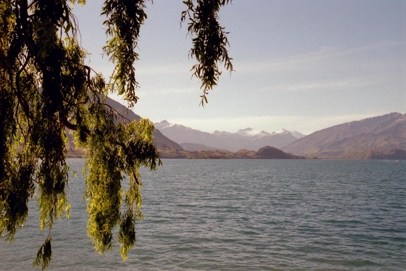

{"left": 154, "top": 120, "right": 305, "bottom": 152}
{"left": 290, "top": 130, "right": 306, "bottom": 139}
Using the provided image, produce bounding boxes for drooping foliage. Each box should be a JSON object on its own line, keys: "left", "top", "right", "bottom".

{"left": 182, "top": 0, "right": 234, "bottom": 105}
{"left": 0, "top": 0, "right": 232, "bottom": 269}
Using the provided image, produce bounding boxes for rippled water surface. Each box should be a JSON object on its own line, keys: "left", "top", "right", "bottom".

{"left": 1, "top": 159, "right": 405, "bottom": 270}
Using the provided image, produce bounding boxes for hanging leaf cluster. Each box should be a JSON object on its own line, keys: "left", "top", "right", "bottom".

{"left": 181, "top": 0, "right": 234, "bottom": 105}
{"left": 0, "top": 0, "right": 232, "bottom": 269}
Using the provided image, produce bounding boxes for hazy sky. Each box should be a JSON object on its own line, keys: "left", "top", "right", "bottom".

{"left": 73, "top": 0, "right": 405, "bottom": 134}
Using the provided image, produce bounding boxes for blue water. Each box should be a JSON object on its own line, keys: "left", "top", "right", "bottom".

{"left": 1, "top": 159, "right": 405, "bottom": 270}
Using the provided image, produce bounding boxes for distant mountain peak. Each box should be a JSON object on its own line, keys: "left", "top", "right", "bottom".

{"left": 160, "top": 119, "right": 170, "bottom": 125}
{"left": 290, "top": 130, "right": 306, "bottom": 139}
{"left": 236, "top": 128, "right": 264, "bottom": 137}
{"left": 275, "top": 128, "right": 289, "bottom": 134}
{"left": 155, "top": 120, "right": 174, "bottom": 130}
{"left": 271, "top": 129, "right": 305, "bottom": 139}
{"left": 154, "top": 120, "right": 306, "bottom": 152}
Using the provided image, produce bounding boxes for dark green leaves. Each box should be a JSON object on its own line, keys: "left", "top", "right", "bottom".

{"left": 181, "top": 0, "right": 234, "bottom": 106}
{"left": 85, "top": 115, "right": 160, "bottom": 256}
{"left": 1, "top": 0, "right": 231, "bottom": 269}
{"left": 102, "top": 0, "right": 150, "bottom": 107}
{"left": 33, "top": 237, "right": 53, "bottom": 271}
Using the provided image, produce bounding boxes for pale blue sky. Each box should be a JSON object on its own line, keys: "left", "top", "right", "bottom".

{"left": 73, "top": 0, "right": 405, "bottom": 134}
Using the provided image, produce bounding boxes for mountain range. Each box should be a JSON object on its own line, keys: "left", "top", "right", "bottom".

{"left": 154, "top": 120, "right": 305, "bottom": 152}
{"left": 66, "top": 98, "right": 302, "bottom": 159}
{"left": 67, "top": 97, "right": 406, "bottom": 160}
{"left": 282, "top": 112, "right": 406, "bottom": 159}
{"left": 155, "top": 112, "right": 406, "bottom": 160}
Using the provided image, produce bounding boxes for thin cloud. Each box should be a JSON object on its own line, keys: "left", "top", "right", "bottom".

{"left": 138, "top": 87, "right": 195, "bottom": 97}
{"left": 137, "top": 62, "right": 191, "bottom": 76}
{"left": 237, "top": 41, "right": 404, "bottom": 73}
{"left": 265, "top": 77, "right": 378, "bottom": 93}
{"left": 235, "top": 41, "right": 404, "bottom": 94}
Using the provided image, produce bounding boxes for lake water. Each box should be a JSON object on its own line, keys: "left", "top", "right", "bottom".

{"left": 1, "top": 159, "right": 405, "bottom": 270}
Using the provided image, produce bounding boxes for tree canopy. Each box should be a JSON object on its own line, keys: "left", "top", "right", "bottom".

{"left": 0, "top": 0, "right": 232, "bottom": 269}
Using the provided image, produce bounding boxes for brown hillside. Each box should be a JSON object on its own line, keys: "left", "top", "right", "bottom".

{"left": 255, "top": 146, "right": 304, "bottom": 159}
{"left": 283, "top": 112, "right": 406, "bottom": 158}
{"left": 338, "top": 148, "right": 406, "bottom": 160}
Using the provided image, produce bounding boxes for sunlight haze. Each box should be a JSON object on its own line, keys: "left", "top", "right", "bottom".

{"left": 73, "top": 0, "right": 406, "bottom": 135}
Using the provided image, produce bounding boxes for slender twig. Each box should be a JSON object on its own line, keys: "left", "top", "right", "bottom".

{"left": 15, "top": 51, "right": 34, "bottom": 121}
{"left": 100, "top": 102, "right": 132, "bottom": 123}
{"left": 60, "top": 117, "right": 90, "bottom": 135}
